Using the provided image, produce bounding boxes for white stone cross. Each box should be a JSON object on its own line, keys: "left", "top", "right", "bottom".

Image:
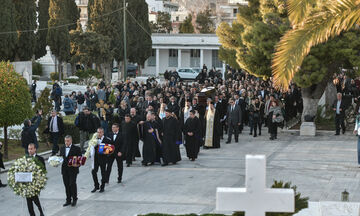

{"left": 216, "top": 155, "right": 295, "bottom": 216}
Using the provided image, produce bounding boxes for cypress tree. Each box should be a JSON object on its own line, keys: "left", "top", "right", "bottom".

{"left": 12, "top": 0, "right": 37, "bottom": 61}
{"left": 66, "top": 0, "right": 80, "bottom": 31}
{"left": 0, "top": 0, "right": 17, "bottom": 61}
{"left": 47, "top": 0, "right": 70, "bottom": 75}
{"left": 35, "top": 0, "right": 50, "bottom": 59}
{"left": 179, "top": 14, "right": 194, "bottom": 33}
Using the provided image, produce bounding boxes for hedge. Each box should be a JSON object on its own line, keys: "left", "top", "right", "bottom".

{"left": 63, "top": 115, "right": 80, "bottom": 144}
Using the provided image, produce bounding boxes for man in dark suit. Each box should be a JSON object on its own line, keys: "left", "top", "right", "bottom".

{"left": 332, "top": 93, "right": 346, "bottom": 135}
{"left": 106, "top": 123, "right": 124, "bottom": 183}
{"left": 46, "top": 110, "right": 64, "bottom": 156}
{"left": 60, "top": 135, "right": 82, "bottom": 207}
{"left": 27, "top": 143, "right": 46, "bottom": 216}
{"left": 91, "top": 128, "right": 112, "bottom": 193}
{"left": 226, "top": 98, "right": 242, "bottom": 144}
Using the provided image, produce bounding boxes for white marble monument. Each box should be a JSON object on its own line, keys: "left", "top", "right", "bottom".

{"left": 295, "top": 201, "right": 360, "bottom": 216}
{"left": 300, "top": 122, "right": 316, "bottom": 136}
{"left": 216, "top": 155, "right": 295, "bottom": 216}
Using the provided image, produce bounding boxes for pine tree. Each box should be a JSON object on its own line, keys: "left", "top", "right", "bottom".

{"left": 0, "top": 0, "right": 17, "bottom": 61}
{"left": 179, "top": 14, "right": 194, "bottom": 33}
{"left": 35, "top": 0, "right": 50, "bottom": 59}
{"left": 196, "top": 9, "right": 214, "bottom": 33}
{"left": 12, "top": 0, "right": 37, "bottom": 61}
{"left": 47, "top": 0, "right": 70, "bottom": 75}
{"left": 153, "top": 12, "right": 172, "bottom": 33}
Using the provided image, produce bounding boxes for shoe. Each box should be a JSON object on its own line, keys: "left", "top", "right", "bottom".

{"left": 0, "top": 183, "right": 7, "bottom": 188}
{"left": 235, "top": 140, "right": 238, "bottom": 143}
{"left": 71, "top": 199, "right": 77, "bottom": 207}
{"left": 259, "top": 133, "right": 261, "bottom": 136}
{"left": 249, "top": 133, "right": 252, "bottom": 135}
{"left": 117, "top": 179, "right": 122, "bottom": 183}
{"left": 161, "top": 163, "right": 168, "bottom": 167}
{"left": 91, "top": 186, "right": 99, "bottom": 193}
{"left": 99, "top": 188, "right": 105, "bottom": 193}
{"left": 126, "top": 164, "right": 130, "bottom": 167}
{"left": 225, "top": 141, "right": 231, "bottom": 144}
{"left": 191, "top": 158, "right": 195, "bottom": 161}
{"left": 270, "top": 137, "right": 274, "bottom": 140}
{"left": 63, "top": 201, "right": 71, "bottom": 207}
{"left": 253, "top": 134, "right": 257, "bottom": 137}
{"left": 342, "top": 129, "right": 346, "bottom": 134}
{"left": 51, "top": 152, "right": 56, "bottom": 156}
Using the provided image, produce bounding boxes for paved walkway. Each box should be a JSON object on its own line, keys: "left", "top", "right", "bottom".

{"left": 0, "top": 130, "right": 359, "bottom": 216}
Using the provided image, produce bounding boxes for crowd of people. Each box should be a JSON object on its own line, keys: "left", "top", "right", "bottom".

{"left": 1, "top": 66, "right": 310, "bottom": 215}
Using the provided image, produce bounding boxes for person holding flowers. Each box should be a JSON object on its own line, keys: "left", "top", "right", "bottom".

{"left": 60, "top": 135, "right": 82, "bottom": 207}
{"left": 26, "top": 143, "right": 46, "bottom": 216}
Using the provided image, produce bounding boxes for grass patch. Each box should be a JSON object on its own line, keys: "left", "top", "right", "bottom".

{"left": 1, "top": 139, "right": 53, "bottom": 162}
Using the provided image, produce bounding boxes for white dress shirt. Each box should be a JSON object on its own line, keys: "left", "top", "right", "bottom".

{"left": 50, "top": 116, "right": 59, "bottom": 133}
{"left": 65, "top": 145, "right": 72, "bottom": 157}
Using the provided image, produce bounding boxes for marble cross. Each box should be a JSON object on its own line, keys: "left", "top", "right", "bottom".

{"left": 216, "top": 155, "right": 295, "bottom": 216}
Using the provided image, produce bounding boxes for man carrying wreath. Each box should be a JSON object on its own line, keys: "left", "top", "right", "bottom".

{"left": 91, "top": 127, "right": 112, "bottom": 193}
{"left": 60, "top": 135, "right": 82, "bottom": 207}
{"left": 27, "top": 143, "right": 45, "bottom": 216}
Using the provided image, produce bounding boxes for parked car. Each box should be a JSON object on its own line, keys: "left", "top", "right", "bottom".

{"left": 174, "top": 68, "right": 200, "bottom": 80}
{"left": 112, "top": 63, "right": 138, "bottom": 78}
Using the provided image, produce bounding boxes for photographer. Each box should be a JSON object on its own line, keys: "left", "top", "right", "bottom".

{"left": 0, "top": 142, "right": 6, "bottom": 187}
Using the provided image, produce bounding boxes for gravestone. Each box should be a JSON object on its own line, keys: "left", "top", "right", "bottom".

{"left": 300, "top": 122, "right": 316, "bottom": 136}
{"left": 295, "top": 201, "right": 360, "bottom": 216}
{"left": 216, "top": 155, "right": 294, "bottom": 216}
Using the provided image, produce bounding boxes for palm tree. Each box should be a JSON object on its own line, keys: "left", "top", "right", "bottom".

{"left": 272, "top": 0, "right": 360, "bottom": 90}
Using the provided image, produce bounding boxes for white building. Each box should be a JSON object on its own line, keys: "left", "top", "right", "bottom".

{"left": 141, "top": 34, "right": 225, "bottom": 77}
{"left": 75, "top": 0, "right": 88, "bottom": 31}
{"left": 146, "top": 0, "right": 179, "bottom": 13}
{"left": 215, "top": 0, "right": 248, "bottom": 26}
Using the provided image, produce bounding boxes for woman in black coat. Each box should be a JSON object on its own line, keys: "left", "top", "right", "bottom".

{"left": 0, "top": 142, "right": 6, "bottom": 187}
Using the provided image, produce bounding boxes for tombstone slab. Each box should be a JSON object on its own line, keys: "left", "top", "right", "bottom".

{"left": 300, "top": 122, "right": 316, "bottom": 136}
{"left": 295, "top": 201, "right": 360, "bottom": 216}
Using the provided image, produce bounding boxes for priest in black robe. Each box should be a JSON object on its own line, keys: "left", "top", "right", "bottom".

{"left": 161, "top": 110, "right": 181, "bottom": 166}
{"left": 142, "top": 113, "right": 161, "bottom": 166}
{"left": 121, "top": 114, "right": 138, "bottom": 167}
{"left": 183, "top": 110, "right": 201, "bottom": 161}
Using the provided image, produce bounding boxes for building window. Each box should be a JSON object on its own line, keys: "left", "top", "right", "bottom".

{"left": 212, "top": 50, "right": 222, "bottom": 68}
{"left": 176, "top": 16, "right": 179, "bottom": 21}
{"left": 168, "top": 49, "right": 178, "bottom": 67}
{"left": 190, "top": 49, "right": 200, "bottom": 68}
{"left": 233, "top": 8, "right": 238, "bottom": 17}
{"left": 148, "top": 49, "right": 156, "bottom": 67}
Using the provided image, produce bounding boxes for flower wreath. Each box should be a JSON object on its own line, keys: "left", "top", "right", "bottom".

{"left": 7, "top": 156, "right": 47, "bottom": 198}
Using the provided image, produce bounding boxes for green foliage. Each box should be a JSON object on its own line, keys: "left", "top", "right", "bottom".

{"left": 32, "top": 62, "right": 43, "bottom": 76}
{"left": 13, "top": 0, "right": 37, "bottom": 61}
{"left": 151, "top": 12, "right": 172, "bottom": 33}
{"left": 66, "top": 78, "right": 78, "bottom": 84}
{"left": 0, "top": 62, "right": 33, "bottom": 158}
{"left": 62, "top": 115, "right": 80, "bottom": 144}
{"left": 0, "top": 0, "right": 17, "bottom": 61}
{"left": 179, "top": 15, "right": 195, "bottom": 33}
{"left": 35, "top": 0, "right": 50, "bottom": 59}
{"left": 108, "top": 90, "right": 116, "bottom": 105}
{"left": 47, "top": 0, "right": 70, "bottom": 64}
{"left": 33, "top": 87, "right": 53, "bottom": 143}
{"left": 218, "top": 47, "right": 241, "bottom": 70}
{"left": 65, "top": 0, "right": 80, "bottom": 31}
{"left": 70, "top": 30, "right": 112, "bottom": 70}
{"left": 196, "top": 10, "right": 214, "bottom": 33}
{"left": 127, "top": 0, "right": 152, "bottom": 66}
{"left": 50, "top": 72, "right": 59, "bottom": 81}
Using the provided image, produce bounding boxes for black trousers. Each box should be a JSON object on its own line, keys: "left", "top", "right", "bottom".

{"left": 62, "top": 171, "right": 78, "bottom": 202}
{"left": 50, "top": 132, "right": 60, "bottom": 154}
{"left": 335, "top": 114, "right": 345, "bottom": 134}
{"left": 27, "top": 196, "right": 43, "bottom": 216}
{"left": 269, "top": 121, "right": 278, "bottom": 138}
{"left": 227, "top": 123, "right": 239, "bottom": 142}
{"left": 106, "top": 155, "right": 123, "bottom": 182}
{"left": 92, "top": 158, "right": 107, "bottom": 189}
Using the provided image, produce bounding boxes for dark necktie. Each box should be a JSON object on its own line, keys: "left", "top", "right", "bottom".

{"left": 50, "top": 118, "right": 54, "bottom": 132}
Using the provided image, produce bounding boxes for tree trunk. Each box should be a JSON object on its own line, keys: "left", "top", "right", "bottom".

{"left": 3, "top": 126, "right": 8, "bottom": 159}
{"left": 103, "top": 63, "right": 111, "bottom": 83}
{"left": 301, "top": 77, "right": 329, "bottom": 122}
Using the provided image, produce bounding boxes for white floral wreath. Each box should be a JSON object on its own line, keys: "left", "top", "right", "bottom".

{"left": 7, "top": 156, "right": 47, "bottom": 198}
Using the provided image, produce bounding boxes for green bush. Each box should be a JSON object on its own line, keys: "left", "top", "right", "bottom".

{"left": 32, "top": 62, "right": 43, "bottom": 76}
{"left": 62, "top": 114, "right": 80, "bottom": 144}
{"left": 66, "top": 78, "right": 78, "bottom": 84}
{"left": 50, "top": 72, "right": 59, "bottom": 81}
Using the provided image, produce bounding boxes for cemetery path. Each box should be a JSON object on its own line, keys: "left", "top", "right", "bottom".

{"left": 0, "top": 130, "right": 358, "bottom": 216}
